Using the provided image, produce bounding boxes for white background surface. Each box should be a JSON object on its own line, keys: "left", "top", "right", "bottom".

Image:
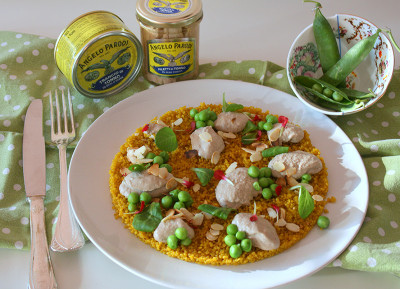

{"left": 1, "top": 0, "right": 400, "bottom": 288}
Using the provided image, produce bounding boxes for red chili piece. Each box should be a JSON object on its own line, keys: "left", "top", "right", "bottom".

{"left": 256, "top": 130, "right": 262, "bottom": 141}
{"left": 134, "top": 201, "right": 146, "bottom": 214}
{"left": 252, "top": 115, "right": 261, "bottom": 122}
{"left": 214, "top": 170, "right": 226, "bottom": 180}
{"left": 250, "top": 214, "right": 258, "bottom": 222}
{"left": 275, "top": 185, "right": 282, "bottom": 196}
{"left": 142, "top": 124, "right": 149, "bottom": 132}
{"left": 186, "top": 121, "right": 196, "bottom": 133}
{"left": 183, "top": 180, "right": 194, "bottom": 188}
{"left": 272, "top": 204, "right": 280, "bottom": 213}
{"left": 278, "top": 116, "right": 288, "bottom": 128}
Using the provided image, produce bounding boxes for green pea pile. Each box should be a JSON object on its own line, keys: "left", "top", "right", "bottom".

{"left": 161, "top": 189, "right": 193, "bottom": 210}
{"left": 224, "top": 224, "right": 252, "bottom": 258}
{"left": 128, "top": 151, "right": 172, "bottom": 173}
{"left": 189, "top": 107, "right": 218, "bottom": 129}
{"left": 257, "top": 114, "right": 278, "bottom": 132}
{"left": 247, "top": 166, "right": 279, "bottom": 200}
{"left": 127, "top": 191, "right": 152, "bottom": 212}
{"left": 167, "top": 227, "right": 192, "bottom": 249}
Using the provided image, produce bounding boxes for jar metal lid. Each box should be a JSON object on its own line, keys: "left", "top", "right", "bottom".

{"left": 136, "top": 0, "right": 203, "bottom": 28}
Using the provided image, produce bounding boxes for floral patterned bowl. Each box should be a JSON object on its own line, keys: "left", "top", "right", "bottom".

{"left": 287, "top": 14, "right": 395, "bottom": 116}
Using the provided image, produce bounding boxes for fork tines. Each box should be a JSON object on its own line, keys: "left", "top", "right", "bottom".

{"left": 49, "top": 89, "right": 75, "bottom": 140}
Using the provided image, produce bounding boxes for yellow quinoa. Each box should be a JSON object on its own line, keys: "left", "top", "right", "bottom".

{"left": 109, "top": 103, "right": 329, "bottom": 265}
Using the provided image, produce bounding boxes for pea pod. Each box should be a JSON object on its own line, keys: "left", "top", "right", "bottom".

{"left": 305, "top": 0, "right": 340, "bottom": 73}
{"left": 340, "top": 88, "right": 376, "bottom": 100}
{"left": 320, "top": 29, "right": 381, "bottom": 86}
{"left": 316, "top": 98, "right": 369, "bottom": 113}
{"left": 261, "top": 146, "right": 289, "bottom": 158}
{"left": 294, "top": 75, "right": 353, "bottom": 105}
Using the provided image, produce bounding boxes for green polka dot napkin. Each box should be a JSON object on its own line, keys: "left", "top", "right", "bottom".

{"left": 0, "top": 31, "right": 399, "bottom": 275}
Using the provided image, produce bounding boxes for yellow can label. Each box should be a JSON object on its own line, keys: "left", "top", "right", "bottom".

{"left": 76, "top": 35, "right": 138, "bottom": 94}
{"left": 147, "top": 38, "right": 195, "bottom": 78}
{"left": 147, "top": 0, "right": 191, "bottom": 15}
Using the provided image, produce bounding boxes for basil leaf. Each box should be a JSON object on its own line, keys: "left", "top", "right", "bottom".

{"left": 241, "top": 132, "right": 257, "bottom": 145}
{"left": 132, "top": 202, "right": 163, "bottom": 232}
{"left": 155, "top": 127, "right": 178, "bottom": 152}
{"left": 242, "top": 120, "right": 257, "bottom": 134}
{"left": 192, "top": 168, "right": 214, "bottom": 186}
{"left": 298, "top": 186, "right": 314, "bottom": 219}
{"left": 197, "top": 204, "right": 236, "bottom": 220}
{"left": 222, "top": 93, "right": 243, "bottom": 112}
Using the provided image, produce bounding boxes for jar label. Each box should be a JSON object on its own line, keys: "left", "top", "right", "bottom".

{"left": 147, "top": 38, "right": 195, "bottom": 78}
{"left": 147, "top": 0, "right": 191, "bottom": 15}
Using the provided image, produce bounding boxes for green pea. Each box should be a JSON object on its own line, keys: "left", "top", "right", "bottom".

{"left": 258, "top": 177, "right": 273, "bottom": 188}
{"left": 323, "top": 88, "right": 334, "bottom": 98}
{"left": 145, "top": 152, "right": 156, "bottom": 159}
{"left": 184, "top": 198, "right": 193, "bottom": 208}
{"left": 260, "top": 167, "right": 272, "bottom": 178}
{"left": 194, "top": 113, "right": 200, "bottom": 121}
{"left": 265, "top": 115, "right": 278, "bottom": 124}
{"left": 235, "top": 231, "right": 246, "bottom": 241}
{"left": 302, "top": 174, "right": 312, "bottom": 182}
{"left": 153, "top": 155, "right": 164, "bottom": 165}
{"left": 190, "top": 108, "right": 198, "bottom": 118}
{"left": 178, "top": 191, "right": 191, "bottom": 203}
{"left": 253, "top": 181, "right": 261, "bottom": 191}
{"left": 173, "top": 201, "right": 185, "bottom": 210}
{"left": 206, "top": 120, "right": 214, "bottom": 127}
{"left": 169, "top": 189, "right": 180, "bottom": 202}
{"left": 247, "top": 166, "right": 260, "bottom": 178}
{"left": 317, "top": 216, "right": 330, "bottom": 229}
{"left": 129, "top": 164, "right": 145, "bottom": 172}
{"left": 262, "top": 188, "right": 273, "bottom": 200}
{"left": 127, "top": 192, "right": 140, "bottom": 204}
{"left": 263, "top": 122, "right": 273, "bottom": 131}
{"left": 160, "top": 163, "right": 172, "bottom": 173}
{"left": 175, "top": 227, "right": 188, "bottom": 240}
{"left": 226, "top": 224, "right": 238, "bottom": 235}
{"left": 240, "top": 238, "right": 252, "bottom": 252}
{"left": 181, "top": 237, "right": 192, "bottom": 246}
{"left": 224, "top": 235, "right": 237, "bottom": 247}
{"left": 270, "top": 184, "right": 278, "bottom": 196}
{"left": 159, "top": 151, "right": 169, "bottom": 162}
{"left": 258, "top": 121, "right": 266, "bottom": 130}
{"left": 209, "top": 111, "right": 218, "bottom": 121}
{"left": 167, "top": 235, "right": 179, "bottom": 249}
{"left": 332, "top": 91, "right": 343, "bottom": 102}
{"left": 128, "top": 203, "right": 136, "bottom": 212}
{"left": 312, "top": 83, "right": 323, "bottom": 94}
{"left": 196, "top": 120, "right": 206, "bottom": 129}
{"left": 229, "top": 244, "right": 243, "bottom": 258}
{"left": 161, "top": 195, "right": 173, "bottom": 209}
{"left": 198, "top": 110, "right": 209, "bottom": 121}
{"left": 140, "top": 192, "right": 152, "bottom": 204}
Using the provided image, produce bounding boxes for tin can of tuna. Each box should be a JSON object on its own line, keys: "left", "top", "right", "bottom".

{"left": 54, "top": 11, "right": 143, "bottom": 98}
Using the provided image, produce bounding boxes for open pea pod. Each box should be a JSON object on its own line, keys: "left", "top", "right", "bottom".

{"left": 340, "top": 88, "right": 376, "bottom": 100}
{"left": 317, "top": 98, "right": 369, "bottom": 112}
{"left": 294, "top": 75, "right": 354, "bottom": 105}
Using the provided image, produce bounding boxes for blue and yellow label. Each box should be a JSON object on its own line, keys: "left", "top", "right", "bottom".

{"left": 147, "top": 38, "right": 195, "bottom": 78}
{"left": 147, "top": 0, "right": 191, "bottom": 15}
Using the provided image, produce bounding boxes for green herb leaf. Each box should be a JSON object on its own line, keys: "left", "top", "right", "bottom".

{"left": 192, "top": 168, "right": 214, "bottom": 186}
{"left": 298, "top": 186, "right": 314, "bottom": 219}
{"left": 155, "top": 127, "right": 178, "bottom": 152}
{"left": 241, "top": 132, "right": 257, "bottom": 145}
{"left": 197, "top": 204, "right": 236, "bottom": 220}
{"left": 242, "top": 120, "right": 257, "bottom": 134}
{"left": 132, "top": 202, "right": 163, "bottom": 232}
{"left": 222, "top": 93, "right": 243, "bottom": 112}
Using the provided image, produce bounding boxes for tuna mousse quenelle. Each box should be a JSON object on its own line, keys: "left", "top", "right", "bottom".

{"left": 136, "top": 0, "right": 203, "bottom": 84}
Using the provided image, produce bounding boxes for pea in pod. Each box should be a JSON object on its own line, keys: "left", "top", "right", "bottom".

{"left": 320, "top": 29, "right": 381, "bottom": 86}
{"left": 340, "top": 88, "right": 376, "bottom": 100}
{"left": 305, "top": 0, "right": 340, "bottom": 73}
{"left": 317, "top": 98, "right": 369, "bottom": 113}
{"left": 295, "top": 75, "right": 354, "bottom": 105}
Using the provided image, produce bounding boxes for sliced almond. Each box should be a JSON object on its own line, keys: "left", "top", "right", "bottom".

{"left": 210, "top": 223, "right": 224, "bottom": 231}
{"left": 211, "top": 151, "right": 220, "bottom": 165}
{"left": 162, "top": 209, "right": 176, "bottom": 222}
{"left": 192, "top": 183, "right": 201, "bottom": 192}
{"left": 173, "top": 118, "right": 183, "bottom": 126}
{"left": 120, "top": 167, "right": 131, "bottom": 176}
{"left": 202, "top": 212, "right": 213, "bottom": 220}
{"left": 223, "top": 132, "right": 237, "bottom": 139}
{"left": 267, "top": 207, "right": 277, "bottom": 219}
{"left": 242, "top": 147, "right": 257, "bottom": 154}
{"left": 166, "top": 177, "right": 178, "bottom": 190}
{"left": 280, "top": 208, "right": 286, "bottom": 220}
{"left": 268, "top": 125, "right": 281, "bottom": 142}
{"left": 286, "top": 176, "right": 299, "bottom": 187}
{"left": 137, "top": 158, "right": 154, "bottom": 164}
{"left": 217, "top": 131, "right": 225, "bottom": 138}
{"left": 276, "top": 177, "right": 286, "bottom": 187}
{"left": 170, "top": 212, "right": 184, "bottom": 220}
{"left": 252, "top": 142, "right": 268, "bottom": 152}
{"left": 272, "top": 162, "right": 286, "bottom": 172}
{"left": 209, "top": 229, "right": 221, "bottom": 236}
{"left": 285, "top": 167, "right": 297, "bottom": 177}
{"left": 298, "top": 183, "right": 314, "bottom": 192}
{"left": 275, "top": 218, "right": 287, "bottom": 227}
{"left": 206, "top": 231, "right": 218, "bottom": 241}
{"left": 158, "top": 167, "right": 169, "bottom": 179}
{"left": 148, "top": 163, "right": 160, "bottom": 176}
{"left": 199, "top": 131, "right": 212, "bottom": 142}
{"left": 312, "top": 194, "right": 323, "bottom": 202}
{"left": 225, "top": 162, "right": 238, "bottom": 175}
{"left": 250, "top": 151, "right": 262, "bottom": 162}
{"left": 157, "top": 119, "right": 167, "bottom": 126}
{"left": 178, "top": 208, "right": 194, "bottom": 220}
{"left": 286, "top": 223, "right": 300, "bottom": 232}
{"left": 192, "top": 213, "right": 204, "bottom": 226}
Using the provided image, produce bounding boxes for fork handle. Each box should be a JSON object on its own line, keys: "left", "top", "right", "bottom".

{"left": 51, "top": 144, "right": 85, "bottom": 252}
{"left": 28, "top": 196, "right": 57, "bottom": 289}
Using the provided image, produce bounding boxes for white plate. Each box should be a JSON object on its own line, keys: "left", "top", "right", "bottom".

{"left": 69, "top": 79, "right": 368, "bottom": 289}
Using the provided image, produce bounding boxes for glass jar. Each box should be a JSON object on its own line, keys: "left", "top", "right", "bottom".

{"left": 136, "top": 0, "right": 203, "bottom": 85}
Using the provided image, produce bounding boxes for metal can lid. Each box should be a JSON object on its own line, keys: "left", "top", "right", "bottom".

{"left": 136, "top": 0, "right": 203, "bottom": 28}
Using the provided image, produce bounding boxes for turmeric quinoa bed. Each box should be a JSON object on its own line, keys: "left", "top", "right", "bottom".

{"left": 109, "top": 98, "right": 331, "bottom": 265}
